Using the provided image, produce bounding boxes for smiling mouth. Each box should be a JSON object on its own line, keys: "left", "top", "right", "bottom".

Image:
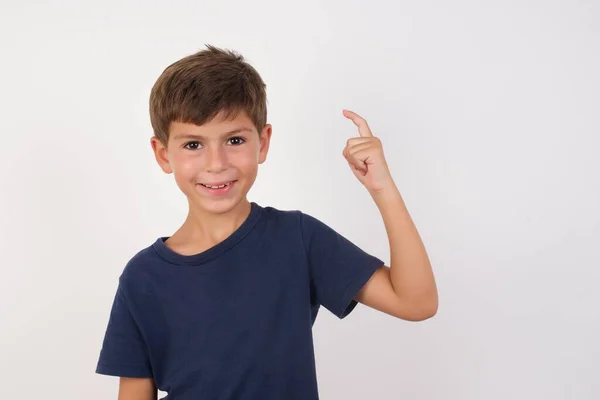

{"left": 199, "top": 181, "right": 236, "bottom": 189}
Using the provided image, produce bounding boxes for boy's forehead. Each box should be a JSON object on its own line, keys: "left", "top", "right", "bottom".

{"left": 169, "top": 112, "right": 256, "bottom": 139}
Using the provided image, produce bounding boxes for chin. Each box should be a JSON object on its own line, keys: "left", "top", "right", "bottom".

{"left": 189, "top": 187, "right": 248, "bottom": 215}
{"left": 201, "top": 199, "right": 242, "bottom": 215}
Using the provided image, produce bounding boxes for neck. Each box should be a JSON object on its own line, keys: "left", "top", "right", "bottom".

{"left": 167, "top": 199, "right": 252, "bottom": 255}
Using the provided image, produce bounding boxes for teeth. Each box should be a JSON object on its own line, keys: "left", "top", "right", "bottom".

{"left": 202, "top": 182, "right": 232, "bottom": 189}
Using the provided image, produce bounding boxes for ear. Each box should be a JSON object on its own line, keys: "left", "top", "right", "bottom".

{"left": 258, "top": 124, "right": 272, "bottom": 164}
{"left": 150, "top": 136, "right": 173, "bottom": 174}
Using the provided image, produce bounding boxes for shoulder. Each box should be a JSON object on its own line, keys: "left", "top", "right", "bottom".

{"left": 256, "top": 204, "right": 302, "bottom": 230}
{"left": 256, "top": 204, "right": 334, "bottom": 247}
{"left": 259, "top": 204, "right": 301, "bottom": 220}
{"left": 259, "top": 203, "right": 325, "bottom": 224}
{"left": 117, "top": 241, "right": 162, "bottom": 294}
{"left": 257, "top": 204, "right": 326, "bottom": 232}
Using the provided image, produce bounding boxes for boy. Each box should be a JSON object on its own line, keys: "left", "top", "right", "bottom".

{"left": 96, "top": 45, "right": 437, "bottom": 400}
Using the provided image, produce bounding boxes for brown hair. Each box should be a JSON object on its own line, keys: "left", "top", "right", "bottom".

{"left": 149, "top": 44, "right": 267, "bottom": 145}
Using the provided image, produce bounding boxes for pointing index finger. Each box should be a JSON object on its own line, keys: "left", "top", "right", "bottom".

{"left": 342, "top": 109, "right": 373, "bottom": 137}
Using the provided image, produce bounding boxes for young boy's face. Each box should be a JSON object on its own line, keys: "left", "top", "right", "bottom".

{"left": 151, "top": 110, "right": 272, "bottom": 215}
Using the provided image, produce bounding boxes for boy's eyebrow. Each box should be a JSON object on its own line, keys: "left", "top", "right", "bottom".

{"left": 172, "top": 127, "right": 254, "bottom": 140}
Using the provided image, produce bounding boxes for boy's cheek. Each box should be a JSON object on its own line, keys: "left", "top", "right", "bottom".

{"left": 173, "top": 154, "right": 203, "bottom": 171}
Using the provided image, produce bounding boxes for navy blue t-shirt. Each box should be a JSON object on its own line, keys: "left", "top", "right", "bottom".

{"left": 96, "top": 202, "right": 384, "bottom": 399}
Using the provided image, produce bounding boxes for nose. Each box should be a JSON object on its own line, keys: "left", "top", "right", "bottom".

{"left": 205, "top": 145, "right": 228, "bottom": 173}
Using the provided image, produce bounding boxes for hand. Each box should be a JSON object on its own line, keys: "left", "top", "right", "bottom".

{"left": 342, "top": 109, "right": 394, "bottom": 194}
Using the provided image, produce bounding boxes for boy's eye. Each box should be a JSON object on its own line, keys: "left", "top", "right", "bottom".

{"left": 184, "top": 141, "right": 201, "bottom": 150}
{"left": 228, "top": 137, "right": 245, "bottom": 145}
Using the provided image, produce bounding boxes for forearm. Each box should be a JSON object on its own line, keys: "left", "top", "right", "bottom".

{"left": 118, "top": 378, "right": 157, "bottom": 400}
{"left": 371, "top": 180, "right": 438, "bottom": 311}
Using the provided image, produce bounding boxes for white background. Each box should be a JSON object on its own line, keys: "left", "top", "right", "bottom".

{"left": 1, "top": 0, "right": 599, "bottom": 399}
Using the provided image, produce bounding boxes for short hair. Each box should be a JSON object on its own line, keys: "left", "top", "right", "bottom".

{"left": 149, "top": 44, "right": 267, "bottom": 145}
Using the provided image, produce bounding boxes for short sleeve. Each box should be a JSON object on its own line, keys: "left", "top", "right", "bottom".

{"left": 96, "top": 279, "right": 153, "bottom": 378}
{"left": 300, "top": 212, "right": 384, "bottom": 319}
